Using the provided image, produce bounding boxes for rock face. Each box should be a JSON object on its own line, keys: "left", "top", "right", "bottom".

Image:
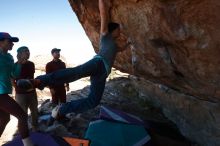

{"left": 130, "top": 76, "right": 220, "bottom": 146}
{"left": 68, "top": 0, "right": 220, "bottom": 145}
{"left": 68, "top": 0, "right": 220, "bottom": 100}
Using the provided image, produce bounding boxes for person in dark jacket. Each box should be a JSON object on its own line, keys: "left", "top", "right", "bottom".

{"left": 46, "top": 48, "right": 69, "bottom": 106}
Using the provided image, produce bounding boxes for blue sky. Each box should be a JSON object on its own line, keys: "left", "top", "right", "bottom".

{"left": 0, "top": 0, "right": 95, "bottom": 64}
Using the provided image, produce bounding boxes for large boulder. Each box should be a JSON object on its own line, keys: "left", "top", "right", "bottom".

{"left": 68, "top": 0, "right": 220, "bottom": 101}
{"left": 68, "top": 0, "right": 220, "bottom": 145}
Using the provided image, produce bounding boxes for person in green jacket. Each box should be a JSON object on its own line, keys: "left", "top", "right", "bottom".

{"left": 0, "top": 32, "right": 34, "bottom": 146}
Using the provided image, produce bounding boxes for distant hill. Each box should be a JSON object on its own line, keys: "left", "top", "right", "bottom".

{"left": 31, "top": 54, "right": 75, "bottom": 71}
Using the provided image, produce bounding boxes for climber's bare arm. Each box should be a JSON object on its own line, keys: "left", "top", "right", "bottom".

{"left": 99, "top": 0, "right": 110, "bottom": 35}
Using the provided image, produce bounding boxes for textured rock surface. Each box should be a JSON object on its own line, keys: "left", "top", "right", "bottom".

{"left": 67, "top": 0, "right": 220, "bottom": 145}
{"left": 130, "top": 75, "right": 220, "bottom": 146}
{"left": 68, "top": 0, "right": 220, "bottom": 101}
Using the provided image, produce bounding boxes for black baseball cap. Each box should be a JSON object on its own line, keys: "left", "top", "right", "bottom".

{"left": 51, "top": 48, "right": 61, "bottom": 54}
{"left": 0, "top": 32, "right": 19, "bottom": 42}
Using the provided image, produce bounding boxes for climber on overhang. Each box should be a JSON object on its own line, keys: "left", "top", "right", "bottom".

{"left": 16, "top": 0, "right": 131, "bottom": 119}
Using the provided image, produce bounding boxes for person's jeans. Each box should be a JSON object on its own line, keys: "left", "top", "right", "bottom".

{"left": 0, "top": 94, "right": 29, "bottom": 139}
{"left": 49, "top": 86, "right": 66, "bottom": 105}
{"left": 15, "top": 92, "right": 38, "bottom": 128}
{"left": 36, "top": 58, "right": 107, "bottom": 114}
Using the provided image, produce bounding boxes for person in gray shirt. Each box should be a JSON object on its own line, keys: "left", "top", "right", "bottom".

{"left": 17, "top": 0, "right": 130, "bottom": 119}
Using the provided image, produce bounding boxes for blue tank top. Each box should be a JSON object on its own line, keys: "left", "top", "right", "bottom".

{"left": 96, "top": 33, "right": 118, "bottom": 75}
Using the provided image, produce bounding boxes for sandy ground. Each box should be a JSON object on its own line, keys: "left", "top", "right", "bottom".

{"left": 0, "top": 78, "right": 90, "bottom": 145}
{"left": 0, "top": 116, "right": 18, "bottom": 145}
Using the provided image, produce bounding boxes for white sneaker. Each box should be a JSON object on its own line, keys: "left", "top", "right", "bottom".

{"left": 51, "top": 105, "right": 61, "bottom": 119}
{"left": 22, "top": 137, "right": 34, "bottom": 146}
